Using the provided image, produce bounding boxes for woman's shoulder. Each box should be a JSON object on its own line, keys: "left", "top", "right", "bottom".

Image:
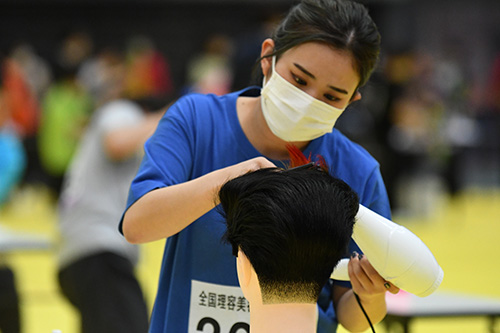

{"left": 312, "top": 129, "right": 382, "bottom": 188}
{"left": 319, "top": 130, "right": 389, "bottom": 209}
{"left": 169, "top": 91, "right": 229, "bottom": 116}
{"left": 330, "top": 129, "right": 379, "bottom": 165}
{"left": 178, "top": 87, "right": 259, "bottom": 105}
{"left": 167, "top": 87, "right": 259, "bottom": 122}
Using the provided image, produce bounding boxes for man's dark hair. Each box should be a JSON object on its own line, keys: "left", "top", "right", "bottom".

{"left": 219, "top": 167, "right": 359, "bottom": 303}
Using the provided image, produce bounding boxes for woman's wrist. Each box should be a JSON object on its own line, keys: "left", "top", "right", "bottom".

{"left": 355, "top": 289, "right": 387, "bottom": 306}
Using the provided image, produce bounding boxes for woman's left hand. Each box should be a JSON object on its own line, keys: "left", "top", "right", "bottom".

{"left": 348, "top": 251, "right": 400, "bottom": 302}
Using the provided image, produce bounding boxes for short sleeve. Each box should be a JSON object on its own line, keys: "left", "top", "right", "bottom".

{"left": 119, "top": 96, "right": 197, "bottom": 233}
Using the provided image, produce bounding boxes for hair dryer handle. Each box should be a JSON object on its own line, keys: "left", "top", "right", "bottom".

{"left": 329, "top": 204, "right": 443, "bottom": 297}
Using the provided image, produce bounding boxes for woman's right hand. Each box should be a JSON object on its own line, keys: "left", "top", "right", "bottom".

{"left": 123, "top": 156, "right": 276, "bottom": 244}
{"left": 218, "top": 157, "right": 277, "bottom": 183}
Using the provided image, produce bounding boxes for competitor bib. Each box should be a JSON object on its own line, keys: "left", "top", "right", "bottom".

{"left": 188, "top": 280, "right": 250, "bottom": 333}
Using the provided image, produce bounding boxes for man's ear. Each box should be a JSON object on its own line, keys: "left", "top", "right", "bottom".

{"left": 260, "top": 38, "right": 275, "bottom": 79}
{"left": 236, "top": 249, "right": 252, "bottom": 289}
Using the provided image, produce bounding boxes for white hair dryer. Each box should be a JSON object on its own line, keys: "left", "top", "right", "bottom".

{"left": 331, "top": 204, "right": 443, "bottom": 297}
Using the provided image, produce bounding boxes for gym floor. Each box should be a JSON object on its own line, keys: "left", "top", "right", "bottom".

{"left": 1, "top": 185, "right": 499, "bottom": 333}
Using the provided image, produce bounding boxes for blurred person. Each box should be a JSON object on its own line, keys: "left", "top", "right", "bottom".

{"left": 37, "top": 75, "right": 93, "bottom": 196}
{"left": 383, "top": 51, "right": 461, "bottom": 214}
{"left": 77, "top": 48, "right": 128, "bottom": 107}
{"left": 124, "top": 35, "right": 174, "bottom": 101}
{"left": 8, "top": 44, "right": 54, "bottom": 188}
{"left": 10, "top": 43, "right": 52, "bottom": 102}
{"left": 0, "top": 263, "right": 20, "bottom": 333}
{"left": 432, "top": 44, "right": 479, "bottom": 196}
{"left": 121, "top": 0, "right": 395, "bottom": 332}
{"left": 0, "top": 86, "right": 27, "bottom": 205}
{"left": 185, "top": 33, "right": 234, "bottom": 95}
{"left": 55, "top": 31, "right": 94, "bottom": 74}
{"left": 56, "top": 98, "right": 166, "bottom": 333}
{"left": 471, "top": 42, "right": 500, "bottom": 188}
{"left": 2, "top": 50, "right": 43, "bottom": 188}
{"left": 0, "top": 87, "right": 27, "bottom": 333}
{"left": 484, "top": 51, "right": 500, "bottom": 112}
{"left": 37, "top": 34, "right": 94, "bottom": 197}
{"left": 478, "top": 37, "right": 500, "bottom": 139}
{"left": 1, "top": 52, "right": 40, "bottom": 140}
{"left": 219, "top": 166, "right": 361, "bottom": 333}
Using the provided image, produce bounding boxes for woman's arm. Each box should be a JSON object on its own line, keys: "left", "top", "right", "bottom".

{"left": 334, "top": 254, "right": 399, "bottom": 332}
{"left": 122, "top": 157, "right": 275, "bottom": 244}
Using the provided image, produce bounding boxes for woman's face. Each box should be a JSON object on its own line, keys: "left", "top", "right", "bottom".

{"left": 261, "top": 40, "right": 361, "bottom": 110}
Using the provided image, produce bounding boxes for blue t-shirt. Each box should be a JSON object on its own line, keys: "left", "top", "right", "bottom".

{"left": 123, "top": 87, "right": 391, "bottom": 333}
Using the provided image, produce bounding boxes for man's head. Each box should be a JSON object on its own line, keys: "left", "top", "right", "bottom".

{"left": 219, "top": 166, "right": 359, "bottom": 304}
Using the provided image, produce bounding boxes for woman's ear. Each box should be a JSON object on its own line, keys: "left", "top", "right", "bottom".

{"left": 349, "top": 90, "right": 362, "bottom": 103}
{"left": 260, "top": 38, "right": 275, "bottom": 78}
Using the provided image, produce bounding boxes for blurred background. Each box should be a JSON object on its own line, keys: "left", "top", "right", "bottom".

{"left": 0, "top": 0, "right": 499, "bottom": 332}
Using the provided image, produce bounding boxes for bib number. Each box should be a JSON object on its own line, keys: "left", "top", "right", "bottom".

{"left": 197, "top": 317, "right": 249, "bottom": 333}
{"left": 188, "top": 280, "right": 250, "bottom": 333}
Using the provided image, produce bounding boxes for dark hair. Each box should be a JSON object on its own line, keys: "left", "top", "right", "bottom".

{"left": 219, "top": 167, "right": 359, "bottom": 303}
{"left": 262, "top": 0, "right": 380, "bottom": 89}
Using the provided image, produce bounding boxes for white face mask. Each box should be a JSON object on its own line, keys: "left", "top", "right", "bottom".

{"left": 261, "top": 56, "right": 346, "bottom": 142}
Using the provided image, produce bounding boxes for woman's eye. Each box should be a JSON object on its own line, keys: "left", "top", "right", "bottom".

{"left": 292, "top": 74, "right": 307, "bottom": 85}
{"left": 324, "top": 94, "right": 340, "bottom": 102}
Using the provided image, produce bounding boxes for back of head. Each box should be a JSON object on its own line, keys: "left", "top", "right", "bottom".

{"left": 270, "top": 0, "right": 380, "bottom": 88}
{"left": 219, "top": 167, "right": 359, "bottom": 303}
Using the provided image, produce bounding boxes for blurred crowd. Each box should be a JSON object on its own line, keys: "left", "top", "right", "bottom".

{"left": 337, "top": 45, "right": 500, "bottom": 215}
{"left": 1, "top": 32, "right": 177, "bottom": 200}
{"left": 1, "top": 23, "right": 500, "bottom": 215}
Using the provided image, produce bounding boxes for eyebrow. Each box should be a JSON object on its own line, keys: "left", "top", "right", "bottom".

{"left": 293, "top": 63, "right": 349, "bottom": 95}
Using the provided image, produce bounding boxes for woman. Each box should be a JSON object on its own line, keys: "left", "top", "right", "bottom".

{"left": 122, "top": 0, "right": 397, "bottom": 331}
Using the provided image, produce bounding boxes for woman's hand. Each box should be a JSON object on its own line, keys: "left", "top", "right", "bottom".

{"left": 348, "top": 251, "right": 400, "bottom": 303}
{"left": 123, "top": 156, "right": 276, "bottom": 243}
{"left": 212, "top": 157, "right": 276, "bottom": 205}
{"left": 220, "top": 157, "right": 277, "bottom": 182}
{"left": 334, "top": 252, "right": 399, "bottom": 331}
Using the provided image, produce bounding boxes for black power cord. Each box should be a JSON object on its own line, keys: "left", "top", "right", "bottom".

{"left": 354, "top": 292, "right": 375, "bottom": 333}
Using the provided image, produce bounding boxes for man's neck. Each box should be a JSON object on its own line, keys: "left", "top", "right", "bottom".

{"left": 249, "top": 302, "right": 318, "bottom": 333}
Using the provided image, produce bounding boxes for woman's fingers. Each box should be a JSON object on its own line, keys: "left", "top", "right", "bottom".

{"left": 348, "top": 252, "right": 400, "bottom": 297}
{"left": 383, "top": 281, "right": 400, "bottom": 294}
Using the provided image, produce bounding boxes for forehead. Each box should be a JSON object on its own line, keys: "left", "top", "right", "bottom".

{"left": 278, "top": 42, "right": 360, "bottom": 91}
